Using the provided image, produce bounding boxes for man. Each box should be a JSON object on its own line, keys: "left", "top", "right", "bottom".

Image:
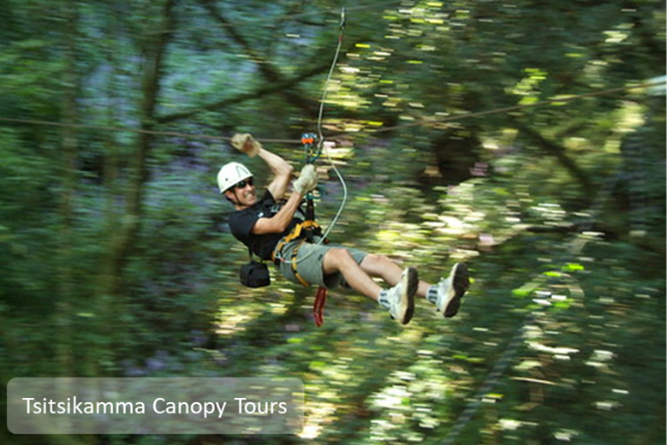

{"left": 219, "top": 134, "right": 470, "bottom": 325}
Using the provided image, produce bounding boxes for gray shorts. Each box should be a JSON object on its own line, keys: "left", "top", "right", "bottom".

{"left": 276, "top": 240, "right": 368, "bottom": 289}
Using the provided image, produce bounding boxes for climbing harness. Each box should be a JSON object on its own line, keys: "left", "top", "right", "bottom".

{"left": 271, "top": 133, "right": 330, "bottom": 326}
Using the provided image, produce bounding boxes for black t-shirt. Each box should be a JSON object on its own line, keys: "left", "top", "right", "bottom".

{"left": 228, "top": 190, "right": 302, "bottom": 260}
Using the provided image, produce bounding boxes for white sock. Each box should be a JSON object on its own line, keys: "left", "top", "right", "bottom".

{"left": 426, "top": 285, "right": 439, "bottom": 304}
{"left": 378, "top": 289, "right": 391, "bottom": 309}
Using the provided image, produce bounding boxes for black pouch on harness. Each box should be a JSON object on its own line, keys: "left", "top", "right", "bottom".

{"left": 240, "top": 261, "right": 270, "bottom": 288}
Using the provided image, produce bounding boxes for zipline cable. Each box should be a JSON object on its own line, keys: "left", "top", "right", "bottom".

{"left": 0, "top": 117, "right": 297, "bottom": 144}
{"left": 0, "top": 80, "right": 663, "bottom": 144}
{"left": 338, "top": 79, "right": 668, "bottom": 136}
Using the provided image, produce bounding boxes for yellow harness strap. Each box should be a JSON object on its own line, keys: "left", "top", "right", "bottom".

{"left": 289, "top": 242, "right": 310, "bottom": 287}
{"left": 272, "top": 223, "right": 304, "bottom": 262}
{"left": 272, "top": 220, "right": 321, "bottom": 288}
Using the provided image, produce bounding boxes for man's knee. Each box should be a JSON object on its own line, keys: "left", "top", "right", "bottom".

{"left": 365, "top": 253, "right": 385, "bottom": 262}
{"left": 327, "top": 247, "right": 354, "bottom": 263}
{"left": 362, "top": 253, "right": 391, "bottom": 267}
{"left": 323, "top": 247, "right": 356, "bottom": 272}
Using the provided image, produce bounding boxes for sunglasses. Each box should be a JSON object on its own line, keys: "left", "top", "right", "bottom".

{"left": 234, "top": 178, "right": 254, "bottom": 189}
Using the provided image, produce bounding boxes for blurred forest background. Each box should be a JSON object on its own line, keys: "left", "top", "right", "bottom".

{"left": 0, "top": 0, "right": 666, "bottom": 444}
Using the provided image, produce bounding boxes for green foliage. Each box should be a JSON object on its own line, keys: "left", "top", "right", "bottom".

{"left": 0, "top": 1, "right": 665, "bottom": 444}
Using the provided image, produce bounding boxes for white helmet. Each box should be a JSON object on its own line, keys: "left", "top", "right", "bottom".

{"left": 217, "top": 162, "right": 253, "bottom": 193}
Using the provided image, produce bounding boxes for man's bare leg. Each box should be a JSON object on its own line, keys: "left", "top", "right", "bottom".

{"left": 359, "top": 253, "right": 431, "bottom": 298}
{"left": 322, "top": 248, "right": 382, "bottom": 301}
{"left": 322, "top": 248, "right": 417, "bottom": 324}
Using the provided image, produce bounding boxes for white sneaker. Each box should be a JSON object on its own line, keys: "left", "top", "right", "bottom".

{"left": 385, "top": 267, "right": 418, "bottom": 325}
{"left": 435, "top": 263, "right": 470, "bottom": 317}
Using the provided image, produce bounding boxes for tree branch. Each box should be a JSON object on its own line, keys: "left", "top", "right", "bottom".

{"left": 201, "top": 0, "right": 319, "bottom": 113}
{"left": 157, "top": 59, "right": 335, "bottom": 124}
{"left": 511, "top": 120, "right": 596, "bottom": 193}
{"left": 157, "top": 0, "right": 353, "bottom": 124}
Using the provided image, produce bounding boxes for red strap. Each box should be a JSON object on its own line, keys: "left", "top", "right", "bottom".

{"left": 313, "top": 286, "right": 328, "bottom": 327}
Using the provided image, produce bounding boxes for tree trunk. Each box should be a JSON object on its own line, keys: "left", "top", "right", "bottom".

{"left": 54, "top": 0, "right": 79, "bottom": 378}
{"left": 96, "top": 0, "right": 176, "bottom": 345}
